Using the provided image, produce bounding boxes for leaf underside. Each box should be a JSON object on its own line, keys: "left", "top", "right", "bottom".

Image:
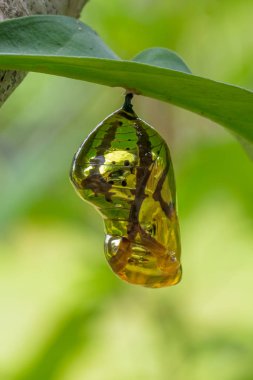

{"left": 0, "top": 15, "right": 252, "bottom": 155}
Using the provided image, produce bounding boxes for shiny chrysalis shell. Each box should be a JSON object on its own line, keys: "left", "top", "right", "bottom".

{"left": 70, "top": 94, "right": 181, "bottom": 288}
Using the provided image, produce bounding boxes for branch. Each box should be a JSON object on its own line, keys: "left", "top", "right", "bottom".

{"left": 0, "top": 0, "right": 89, "bottom": 107}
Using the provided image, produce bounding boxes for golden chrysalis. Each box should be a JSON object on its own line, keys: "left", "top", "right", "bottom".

{"left": 70, "top": 94, "right": 181, "bottom": 288}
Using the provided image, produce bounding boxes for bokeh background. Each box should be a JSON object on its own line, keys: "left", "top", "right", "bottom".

{"left": 1, "top": 1, "right": 253, "bottom": 379}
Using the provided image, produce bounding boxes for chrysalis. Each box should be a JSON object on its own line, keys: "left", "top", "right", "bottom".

{"left": 70, "top": 94, "right": 181, "bottom": 288}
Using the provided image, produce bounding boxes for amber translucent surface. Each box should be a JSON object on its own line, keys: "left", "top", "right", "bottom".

{"left": 70, "top": 104, "right": 181, "bottom": 288}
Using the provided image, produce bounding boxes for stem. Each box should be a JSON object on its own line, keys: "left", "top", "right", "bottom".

{"left": 123, "top": 93, "right": 134, "bottom": 113}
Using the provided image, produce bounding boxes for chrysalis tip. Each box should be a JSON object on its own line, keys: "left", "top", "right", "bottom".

{"left": 123, "top": 93, "right": 134, "bottom": 113}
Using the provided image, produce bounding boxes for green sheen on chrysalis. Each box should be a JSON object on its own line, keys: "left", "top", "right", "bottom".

{"left": 70, "top": 94, "right": 181, "bottom": 288}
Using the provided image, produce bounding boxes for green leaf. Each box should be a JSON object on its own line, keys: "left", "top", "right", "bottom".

{"left": 0, "top": 15, "right": 253, "bottom": 153}
{"left": 0, "top": 15, "right": 118, "bottom": 59}
{"left": 132, "top": 47, "right": 192, "bottom": 74}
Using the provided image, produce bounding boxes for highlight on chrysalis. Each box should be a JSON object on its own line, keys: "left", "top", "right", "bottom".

{"left": 70, "top": 93, "right": 181, "bottom": 288}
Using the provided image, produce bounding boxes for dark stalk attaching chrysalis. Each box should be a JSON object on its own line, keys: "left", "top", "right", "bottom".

{"left": 70, "top": 94, "right": 181, "bottom": 288}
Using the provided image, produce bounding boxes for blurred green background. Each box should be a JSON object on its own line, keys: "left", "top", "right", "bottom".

{"left": 1, "top": 1, "right": 253, "bottom": 379}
